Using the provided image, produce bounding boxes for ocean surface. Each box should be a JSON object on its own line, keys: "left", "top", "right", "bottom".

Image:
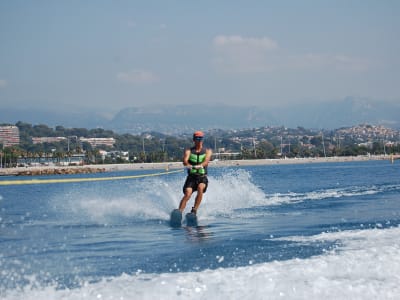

{"left": 1, "top": 160, "right": 400, "bottom": 299}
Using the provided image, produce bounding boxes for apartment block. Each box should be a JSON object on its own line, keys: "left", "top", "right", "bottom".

{"left": 0, "top": 125, "right": 20, "bottom": 147}
{"left": 79, "top": 137, "right": 116, "bottom": 147}
{"left": 32, "top": 137, "right": 67, "bottom": 144}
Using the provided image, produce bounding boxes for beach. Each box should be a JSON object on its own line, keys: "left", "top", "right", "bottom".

{"left": 0, "top": 155, "right": 396, "bottom": 177}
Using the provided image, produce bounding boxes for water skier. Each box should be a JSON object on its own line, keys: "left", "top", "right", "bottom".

{"left": 178, "top": 131, "right": 212, "bottom": 215}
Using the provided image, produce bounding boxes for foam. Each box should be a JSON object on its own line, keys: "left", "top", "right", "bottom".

{"left": 3, "top": 169, "right": 400, "bottom": 299}
{"left": 52, "top": 169, "right": 267, "bottom": 223}
{"left": 53, "top": 177, "right": 182, "bottom": 223}
{"left": 52, "top": 170, "right": 400, "bottom": 224}
{"left": 262, "top": 183, "right": 400, "bottom": 213}
{"left": 3, "top": 226, "right": 399, "bottom": 300}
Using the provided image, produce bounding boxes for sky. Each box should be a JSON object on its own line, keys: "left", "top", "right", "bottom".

{"left": 0, "top": 0, "right": 399, "bottom": 115}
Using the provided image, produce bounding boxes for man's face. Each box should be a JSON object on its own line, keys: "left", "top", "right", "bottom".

{"left": 194, "top": 137, "right": 203, "bottom": 144}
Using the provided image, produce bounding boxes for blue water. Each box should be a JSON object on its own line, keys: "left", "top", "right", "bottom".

{"left": 1, "top": 160, "right": 400, "bottom": 299}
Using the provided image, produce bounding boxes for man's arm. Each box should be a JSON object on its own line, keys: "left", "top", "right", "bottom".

{"left": 182, "top": 148, "right": 191, "bottom": 167}
{"left": 201, "top": 148, "right": 212, "bottom": 168}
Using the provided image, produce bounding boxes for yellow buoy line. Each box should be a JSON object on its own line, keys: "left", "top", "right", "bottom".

{"left": 0, "top": 169, "right": 183, "bottom": 186}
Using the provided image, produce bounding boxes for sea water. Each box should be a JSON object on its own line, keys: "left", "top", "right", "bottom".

{"left": 1, "top": 160, "right": 400, "bottom": 299}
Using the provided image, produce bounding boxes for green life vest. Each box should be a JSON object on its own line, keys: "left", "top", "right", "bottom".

{"left": 188, "top": 147, "right": 207, "bottom": 176}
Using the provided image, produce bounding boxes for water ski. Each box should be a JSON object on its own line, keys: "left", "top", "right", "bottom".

{"left": 170, "top": 209, "right": 182, "bottom": 227}
{"left": 185, "top": 212, "right": 198, "bottom": 227}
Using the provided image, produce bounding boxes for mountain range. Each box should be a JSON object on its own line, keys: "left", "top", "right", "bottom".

{"left": 1, "top": 97, "right": 399, "bottom": 134}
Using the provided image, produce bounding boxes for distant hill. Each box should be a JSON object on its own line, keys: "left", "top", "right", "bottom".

{"left": 108, "top": 105, "right": 279, "bottom": 134}
{"left": 108, "top": 97, "right": 400, "bottom": 133}
{"left": 1, "top": 97, "right": 399, "bottom": 133}
{"left": 0, "top": 107, "right": 110, "bottom": 129}
{"left": 274, "top": 97, "right": 400, "bottom": 129}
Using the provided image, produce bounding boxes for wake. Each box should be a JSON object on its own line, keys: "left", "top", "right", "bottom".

{"left": 265, "top": 183, "right": 400, "bottom": 206}
{"left": 51, "top": 169, "right": 400, "bottom": 223}
{"left": 3, "top": 226, "right": 400, "bottom": 300}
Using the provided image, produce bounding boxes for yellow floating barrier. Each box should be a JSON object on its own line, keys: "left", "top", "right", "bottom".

{"left": 0, "top": 169, "right": 183, "bottom": 186}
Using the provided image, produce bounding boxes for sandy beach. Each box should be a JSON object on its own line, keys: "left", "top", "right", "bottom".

{"left": 0, "top": 155, "right": 396, "bottom": 177}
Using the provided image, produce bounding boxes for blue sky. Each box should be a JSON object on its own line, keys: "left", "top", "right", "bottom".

{"left": 0, "top": 1, "right": 399, "bottom": 114}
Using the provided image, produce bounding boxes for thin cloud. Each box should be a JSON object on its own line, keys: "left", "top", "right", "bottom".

{"left": 213, "top": 35, "right": 278, "bottom": 50}
{"left": 117, "top": 70, "right": 159, "bottom": 84}
{"left": 331, "top": 55, "right": 369, "bottom": 71}
{"left": 213, "top": 35, "right": 370, "bottom": 74}
{"left": 0, "top": 79, "right": 8, "bottom": 88}
{"left": 288, "top": 53, "right": 370, "bottom": 71}
{"left": 213, "top": 35, "right": 279, "bottom": 73}
{"left": 127, "top": 21, "right": 136, "bottom": 28}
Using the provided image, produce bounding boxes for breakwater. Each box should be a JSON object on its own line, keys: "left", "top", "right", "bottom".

{"left": 0, "top": 166, "right": 106, "bottom": 176}
{"left": 0, "top": 155, "right": 396, "bottom": 177}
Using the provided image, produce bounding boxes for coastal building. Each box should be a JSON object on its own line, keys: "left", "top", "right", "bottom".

{"left": 79, "top": 137, "right": 115, "bottom": 148}
{"left": 32, "top": 137, "right": 67, "bottom": 144}
{"left": 30, "top": 136, "right": 115, "bottom": 148}
{"left": 0, "top": 125, "right": 20, "bottom": 147}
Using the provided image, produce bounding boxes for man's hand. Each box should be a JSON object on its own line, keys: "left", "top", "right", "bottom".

{"left": 193, "top": 165, "right": 203, "bottom": 170}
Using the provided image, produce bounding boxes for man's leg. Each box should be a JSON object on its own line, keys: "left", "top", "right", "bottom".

{"left": 179, "top": 188, "right": 193, "bottom": 212}
{"left": 192, "top": 183, "right": 206, "bottom": 212}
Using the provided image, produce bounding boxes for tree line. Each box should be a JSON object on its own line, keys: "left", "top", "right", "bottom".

{"left": 0, "top": 122, "right": 399, "bottom": 167}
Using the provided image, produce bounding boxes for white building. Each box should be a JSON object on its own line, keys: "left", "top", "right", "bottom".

{"left": 32, "top": 137, "right": 67, "bottom": 144}
{"left": 79, "top": 137, "right": 116, "bottom": 148}
{"left": 0, "top": 125, "right": 20, "bottom": 147}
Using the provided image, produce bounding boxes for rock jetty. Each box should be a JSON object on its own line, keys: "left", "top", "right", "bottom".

{"left": 1, "top": 166, "right": 106, "bottom": 176}
{"left": 0, "top": 155, "right": 395, "bottom": 177}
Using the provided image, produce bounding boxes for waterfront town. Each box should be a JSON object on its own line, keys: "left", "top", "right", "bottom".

{"left": 0, "top": 123, "right": 399, "bottom": 175}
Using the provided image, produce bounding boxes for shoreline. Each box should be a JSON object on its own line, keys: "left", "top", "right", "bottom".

{"left": 0, "top": 155, "right": 396, "bottom": 177}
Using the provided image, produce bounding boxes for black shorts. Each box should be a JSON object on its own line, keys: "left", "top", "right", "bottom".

{"left": 182, "top": 175, "right": 208, "bottom": 194}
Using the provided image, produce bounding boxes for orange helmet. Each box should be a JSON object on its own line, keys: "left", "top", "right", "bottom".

{"left": 193, "top": 131, "right": 204, "bottom": 140}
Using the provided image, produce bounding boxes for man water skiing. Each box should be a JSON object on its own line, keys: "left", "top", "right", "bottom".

{"left": 178, "top": 131, "right": 212, "bottom": 215}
